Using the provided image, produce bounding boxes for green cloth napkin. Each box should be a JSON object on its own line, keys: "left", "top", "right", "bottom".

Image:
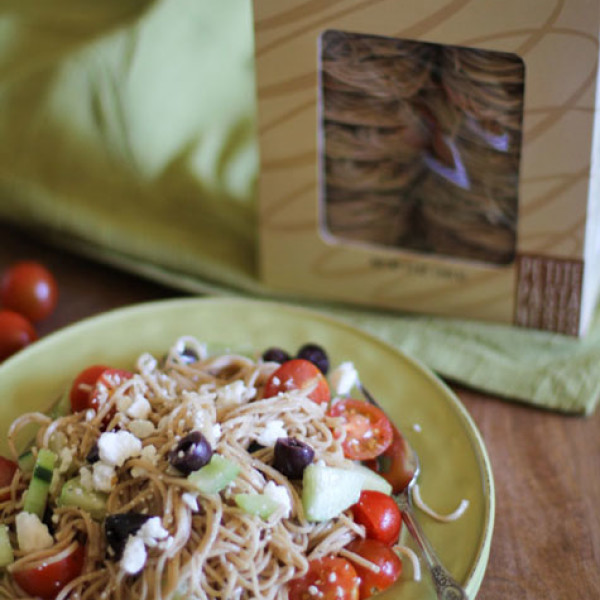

{"left": 0, "top": 0, "right": 598, "bottom": 415}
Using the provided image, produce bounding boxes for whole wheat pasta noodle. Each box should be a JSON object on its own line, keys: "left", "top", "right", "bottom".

{"left": 1, "top": 339, "right": 380, "bottom": 599}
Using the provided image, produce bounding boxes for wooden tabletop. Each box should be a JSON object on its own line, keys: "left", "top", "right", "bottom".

{"left": 1, "top": 221, "right": 598, "bottom": 599}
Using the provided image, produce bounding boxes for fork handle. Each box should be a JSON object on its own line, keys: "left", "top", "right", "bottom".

{"left": 400, "top": 502, "right": 469, "bottom": 600}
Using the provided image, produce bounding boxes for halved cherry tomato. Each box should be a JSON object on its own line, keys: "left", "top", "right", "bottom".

{"left": 0, "top": 456, "right": 18, "bottom": 501}
{"left": 346, "top": 538, "right": 402, "bottom": 599}
{"left": 263, "top": 359, "right": 331, "bottom": 405}
{"left": 0, "top": 309, "right": 37, "bottom": 361}
{"left": 69, "top": 365, "right": 110, "bottom": 412}
{"left": 364, "top": 426, "right": 416, "bottom": 494}
{"left": 288, "top": 556, "right": 360, "bottom": 600}
{"left": 351, "top": 490, "right": 402, "bottom": 546}
{"left": 13, "top": 543, "right": 85, "bottom": 599}
{"left": 328, "top": 399, "right": 393, "bottom": 461}
{"left": 0, "top": 261, "right": 58, "bottom": 322}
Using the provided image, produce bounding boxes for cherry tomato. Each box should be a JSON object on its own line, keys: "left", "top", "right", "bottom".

{"left": 364, "top": 426, "right": 416, "bottom": 494}
{"left": 0, "top": 309, "right": 37, "bottom": 361}
{"left": 1, "top": 261, "right": 58, "bottom": 322}
{"left": 328, "top": 399, "right": 393, "bottom": 461}
{"left": 288, "top": 556, "right": 360, "bottom": 600}
{"left": 346, "top": 538, "right": 402, "bottom": 599}
{"left": 13, "top": 543, "right": 85, "bottom": 599}
{"left": 89, "top": 368, "right": 133, "bottom": 412}
{"left": 263, "top": 359, "right": 331, "bottom": 405}
{"left": 69, "top": 365, "right": 111, "bottom": 412}
{"left": 351, "top": 490, "right": 402, "bottom": 546}
{"left": 0, "top": 456, "right": 18, "bottom": 502}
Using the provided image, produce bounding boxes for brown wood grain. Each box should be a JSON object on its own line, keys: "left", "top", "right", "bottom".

{"left": 1, "top": 221, "right": 599, "bottom": 599}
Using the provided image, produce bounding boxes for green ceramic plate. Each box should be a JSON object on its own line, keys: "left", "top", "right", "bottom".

{"left": 0, "top": 297, "right": 494, "bottom": 599}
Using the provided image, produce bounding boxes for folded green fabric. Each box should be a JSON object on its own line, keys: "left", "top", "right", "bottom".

{"left": 0, "top": 0, "right": 598, "bottom": 415}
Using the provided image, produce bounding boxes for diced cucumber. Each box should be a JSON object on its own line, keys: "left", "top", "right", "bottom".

{"left": 58, "top": 477, "right": 108, "bottom": 520}
{"left": 187, "top": 454, "right": 239, "bottom": 495}
{"left": 23, "top": 448, "right": 57, "bottom": 518}
{"left": 351, "top": 463, "right": 393, "bottom": 495}
{"left": 49, "top": 389, "right": 71, "bottom": 419}
{"left": 17, "top": 450, "right": 36, "bottom": 473}
{"left": 0, "top": 525, "right": 14, "bottom": 567}
{"left": 302, "top": 464, "right": 364, "bottom": 522}
{"left": 234, "top": 493, "right": 280, "bottom": 519}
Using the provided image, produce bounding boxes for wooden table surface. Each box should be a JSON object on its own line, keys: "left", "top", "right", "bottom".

{"left": 1, "top": 221, "right": 599, "bottom": 599}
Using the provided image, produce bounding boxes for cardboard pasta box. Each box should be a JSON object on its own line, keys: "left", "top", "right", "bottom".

{"left": 252, "top": 0, "right": 600, "bottom": 336}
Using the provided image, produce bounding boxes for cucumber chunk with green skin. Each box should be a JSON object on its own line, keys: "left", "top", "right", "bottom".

{"left": 302, "top": 464, "right": 364, "bottom": 522}
{"left": 23, "top": 448, "right": 57, "bottom": 518}
{"left": 187, "top": 454, "right": 240, "bottom": 495}
{"left": 351, "top": 463, "right": 393, "bottom": 495}
{"left": 58, "top": 477, "right": 108, "bottom": 520}
{"left": 235, "top": 493, "right": 281, "bottom": 519}
{"left": 0, "top": 525, "right": 14, "bottom": 567}
{"left": 17, "top": 450, "right": 36, "bottom": 473}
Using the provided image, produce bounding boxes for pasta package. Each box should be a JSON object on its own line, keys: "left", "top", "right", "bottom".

{"left": 253, "top": 0, "right": 600, "bottom": 336}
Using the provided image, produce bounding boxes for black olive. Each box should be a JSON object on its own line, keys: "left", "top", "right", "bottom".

{"left": 296, "top": 343, "right": 329, "bottom": 375}
{"left": 262, "top": 347, "right": 291, "bottom": 364}
{"left": 168, "top": 431, "right": 213, "bottom": 475}
{"left": 273, "top": 437, "right": 315, "bottom": 480}
{"left": 105, "top": 512, "right": 151, "bottom": 559}
{"left": 86, "top": 443, "right": 100, "bottom": 464}
{"left": 247, "top": 441, "right": 265, "bottom": 454}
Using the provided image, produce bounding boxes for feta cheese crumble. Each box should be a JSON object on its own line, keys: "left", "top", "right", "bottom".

{"left": 98, "top": 430, "right": 142, "bottom": 467}
{"left": 329, "top": 362, "right": 359, "bottom": 396}
{"left": 16, "top": 512, "right": 53, "bottom": 552}
{"left": 257, "top": 420, "right": 287, "bottom": 447}
{"left": 263, "top": 481, "right": 291, "bottom": 518}
{"left": 120, "top": 517, "right": 170, "bottom": 575}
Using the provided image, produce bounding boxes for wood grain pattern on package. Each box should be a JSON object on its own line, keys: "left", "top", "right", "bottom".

{"left": 253, "top": 0, "right": 600, "bottom": 335}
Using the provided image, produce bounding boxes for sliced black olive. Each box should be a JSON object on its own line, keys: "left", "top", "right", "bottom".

{"left": 273, "top": 437, "right": 315, "bottom": 480}
{"left": 296, "top": 343, "right": 329, "bottom": 375}
{"left": 105, "top": 512, "right": 151, "bottom": 559}
{"left": 86, "top": 443, "right": 100, "bottom": 464}
{"left": 261, "top": 347, "right": 291, "bottom": 364}
{"left": 168, "top": 431, "right": 213, "bottom": 475}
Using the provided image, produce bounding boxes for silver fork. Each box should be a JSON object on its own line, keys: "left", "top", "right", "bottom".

{"left": 359, "top": 384, "right": 469, "bottom": 600}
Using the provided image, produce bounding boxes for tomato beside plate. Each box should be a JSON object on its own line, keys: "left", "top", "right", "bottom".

{"left": 263, "top": 359, "right": 331, "bottom": 405}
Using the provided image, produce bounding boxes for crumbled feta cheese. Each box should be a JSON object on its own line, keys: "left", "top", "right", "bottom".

{"left": 137, "top": 517, "right": 169, "bottom": 547}
{"left": 212, "top": 423, "right": 222, "bottom": 441}
{"left": 126, "top": 396, "right": 152, "bottom": 420}
{"left": 215, "top": 380, "right": 255, "bottom": 409}
{"left": 121, "top": 535, "right": 147, "bottom": 575}
{"left": 58, "top": 447, "right": 74, "bottom": 474}
{"left": 329, "top": 362, "right": 359, "bottom": 396}
{"left": 16, "top": 512, "right": 53, "bottom": 552}
{"left": 128, "top": 419, "right": 155, "bottom": 439}
{"left": 182, "top": 492, "right": 199, "bottom": 512}
{"left": 257, "top": 420, "right": 287, "bottom": 447}
{"left": 263, "top": 481, "right": 291, "bottom": 518}
{"left": 140, "top": 445, "right": 158, "bottom": 465}
{"left": 98, "top": 431, "right": 142, "bottom": 467}
{"left": 92, "top": 463, "right": 117, "bottom": 493}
